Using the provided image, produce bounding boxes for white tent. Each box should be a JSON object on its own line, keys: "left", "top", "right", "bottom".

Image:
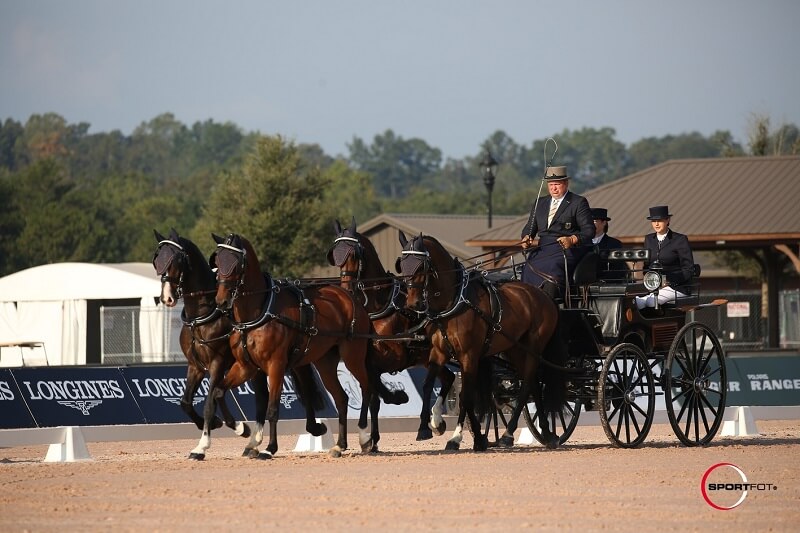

{"left": 0, "top": 263, "right": 162, "bottom": 367}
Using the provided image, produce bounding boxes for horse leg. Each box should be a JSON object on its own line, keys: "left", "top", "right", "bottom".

{"left": 313, "top": 354, "right": 350, "bottom": 458}
{"left": 291, "top": 366, "right": 327, "bottom": 437}
{"left": 368, "top": 347, "right": 408, "bottom": 405}
{"left": 340, "top": 349, "right": 374, "bottom": 454}
{"left": 254, "top": 367, "right": 285, "bottom": 460}
{"left": 444, "top": 395, "right": 467, "bottom": 451}
{"left": 207, "top": 357, "right": 251, "bottom": 439}
{"left": 533, "top": 375, "right": 559, "bottom": 449}
{"left": 459, "top": 367, "right": 489, "bottom": 452}
{"left": 430, "top": 365, "right": 455, "bottom": 436}
{"left": 368, "top": 390, "right": 381, "bottom": 453}
{"left": 181, "top": 364, "right": 216, "bottom": 430}
{"left": 188, "top": 361, "right": 254, "bottom": 460}
{"left": 416, "top": 362, "right": 440, "bottom": 441}
{"left": 242, "top": 369, "right": 267, "bottom": 458}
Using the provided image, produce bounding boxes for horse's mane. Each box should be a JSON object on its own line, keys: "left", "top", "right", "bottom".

{"left": 178, "top": 235, "right": 208, "bottom": 266}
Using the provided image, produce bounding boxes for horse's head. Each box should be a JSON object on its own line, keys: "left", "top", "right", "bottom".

{"left": 396, "top": 231, "right": 438, "bottom": 314}
{"left": 211, "top": 232, "right": 249, "bottom": 312}
{"left": 328, "top": 217, "right": 369, "bottom": 293}
{"left": 153, "top": 228, "right": 190, "bottom": 307}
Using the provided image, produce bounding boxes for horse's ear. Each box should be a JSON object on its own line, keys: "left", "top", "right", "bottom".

{"left": 169, "top": 227, "right": 179, "bottom": 240}
{"left": 333, "top": 219, "right": 342, "bottom": 235}
{"left": 154, "top": 229, "right": 165, "bottom": 242}
{"left": 399, "top": 230, "right": 408, "bottom": 248}
{"left": 211, "top": 233, "right": 224, "bottom": 245}
{"left": 350, "top": 216, "right": 357, "bottom": 232}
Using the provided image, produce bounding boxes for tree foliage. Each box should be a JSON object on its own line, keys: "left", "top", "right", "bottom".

{"left": 0, "top": 111, "right": 796, "bottom": 277}
{"left": 192, "top": 136, "right": 335, "bottom": 277}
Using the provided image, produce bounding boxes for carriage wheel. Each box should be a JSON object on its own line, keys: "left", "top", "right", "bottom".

{"left": 664, "top": 322, "right": 727, "bottom": 446}
{"left": 598, "top": 343, "right": 655, "bottom": 448}
{"left": 522, "top": 397, "right": 581, "bottom": 446}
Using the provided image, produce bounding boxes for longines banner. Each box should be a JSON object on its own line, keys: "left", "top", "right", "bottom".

{"left": 1, "top": 356, "right": 799, "bottom": 429}
{"left": 0, "top": 369, "right": 37, "bottom": 429}
{"left": 11, "top": 366, "right": 146, "bottom": 427}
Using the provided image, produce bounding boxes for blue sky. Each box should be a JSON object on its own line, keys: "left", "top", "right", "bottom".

{"left": 2, "top": 0, "right": 798, "bottom": 160}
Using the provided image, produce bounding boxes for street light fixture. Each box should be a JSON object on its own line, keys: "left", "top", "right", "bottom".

{"left": 481, "top": 151, "right": 498, "bottom": 228}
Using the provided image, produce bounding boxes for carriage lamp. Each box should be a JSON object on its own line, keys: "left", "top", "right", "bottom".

{"left": 480, "top": 151, "right": 498, "bottom": 228}
{"left": 643, "top": 270, "right": 663, "bottom": 292}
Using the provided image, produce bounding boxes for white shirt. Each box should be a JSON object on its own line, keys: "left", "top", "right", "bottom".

{"left": 592, "top": 233, "right": 605, "bottom": 245}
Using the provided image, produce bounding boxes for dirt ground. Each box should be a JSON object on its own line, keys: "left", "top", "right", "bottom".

{"left": 1, "top": 420, "right": 798, "bottom": 532}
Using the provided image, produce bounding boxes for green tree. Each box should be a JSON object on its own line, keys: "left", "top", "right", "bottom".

{"left": 627, "top": 131, "right": 741, "bottom": 172}
{"left": 192, "top": 135, "right": 335, "bottom": 277}
{"left": 322, "top": 159, "right": 381, "bottom": 225}
{"left": 348, "top": 129, "right": 442, "bottom": 198}
{"left": 0, "top": 118, "right": 25, "bottom": 171}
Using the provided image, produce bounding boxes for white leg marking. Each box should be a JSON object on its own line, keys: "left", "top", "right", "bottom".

{"left": 190, "top": 430, "right": 211, "bottom": 456}
{"left": 234, "top": 421, "right": 246, "bottom": 437}
{"left": 245, "top": 423, "right": 264, "bottom": 451}
{"left": 358, "top": 424, "right": 371, "bottom": 447}
{"left": 447, "top": 423, "right": 463, "bottom": 446}
{"left": 430, "top": 396, "right": 445, "bottom": 430}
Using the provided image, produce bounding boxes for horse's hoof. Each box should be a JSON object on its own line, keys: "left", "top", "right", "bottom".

{"left": 430, "top": 420, "right": 446, "bottom": 436}
{"left": 473, "top": 435, "right": 489, "bottom": 452}
{"left": 498, "top": 435, "right": 514, "bottom": 448}
{"left": 385, "top": 390, "right": 409, "bottom": 405}
{"left": 329, "top": 446, "right": 343, "bottom": 458}
{"left": 360, "top": 439, "right": 374, "bottom": 454}
{"left": 546, "top": 436, "right": 560, "bottom": 450}
{"left": 256, "top": 451, "right": 273, "bottom": 460}
{"left": 188, "top": 452, "right": 205, "bottom": 461}
{"left": 444, "top": 441, "right": 461, "bottom": 451}
{"left": 416, "top": 427, "right": 433, "bottom": 441}
{"left": 370, "top": 445, "right": 380, "bottom": 453}
{"left": 309, "top": 423, "right": 327, "bottom": 437}
{"left": 239, "top": 424, "right": 252, "bottom": 439}
{"left": 242, "top": 448, "right": 259, "bottom": 459}
{"left": 210, "top": 416, "right": 223, "bottom": 430}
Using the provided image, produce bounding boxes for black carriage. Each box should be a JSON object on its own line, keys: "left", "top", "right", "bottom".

{"left": 483, "top": 247, "right": 728, "bottom": 448}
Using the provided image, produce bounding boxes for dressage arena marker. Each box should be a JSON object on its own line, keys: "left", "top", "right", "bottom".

{"left": 292, "top": 419, "right": 335, "bottom": 452}
{"left": 517, "top": 427, "right": 540, "bottom": 446}
{"left": 720, "top": 406, "right": 760, "bottom": 437}
{"left": 44, "top": 426, "right": 92, "bottom": 462}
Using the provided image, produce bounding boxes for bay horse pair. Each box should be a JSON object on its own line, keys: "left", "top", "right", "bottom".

{"left": 328, "top": 218, "right": 456, "bottom": 443}
{"left": 153, "top": 229, "right": 252, "bottom": 460}
{"left": 153, "top": 229, "right": 323, "bottom": 460}
{"left": 397, "top": 232, "right": 568, "bottom": 450}
{"left": 212, "top": 233, "right": 376, "bottom": 458}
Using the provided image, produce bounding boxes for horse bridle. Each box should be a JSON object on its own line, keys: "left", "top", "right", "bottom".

{"left": 398, "top": 241, "right": 437, "bottom": 316}
{"left": 214, "top": 242, "right": 248, "bottom": 302}
{"left": 330, "top": 235, "right": 367, "bottom": 300}
{"left": 153, "top": 239, "right": 189, "bottom": 300}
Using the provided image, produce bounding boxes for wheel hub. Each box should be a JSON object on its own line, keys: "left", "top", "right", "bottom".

{"left": 693, "top": 376, "right": 710, "bottom": 393}
{"left": 625, "top": 389, "right": 637, "bottom": 403}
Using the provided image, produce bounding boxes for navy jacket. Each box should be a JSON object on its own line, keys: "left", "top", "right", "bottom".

{"left": 521, "top": 191, "right": 595, "bottom": 246}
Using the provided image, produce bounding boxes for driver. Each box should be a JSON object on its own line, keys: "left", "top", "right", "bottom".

{"left": 520, "top": 165, "right": 595, "bottom": 300}
{"left": 634, "top": 205, "right": 695, "bottom": 309}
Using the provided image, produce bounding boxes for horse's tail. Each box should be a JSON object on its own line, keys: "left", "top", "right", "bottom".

{"left": 540, "top": 313, "right": 569, "bottom": 414}
{"left": 291, "top": 366, "right": 326, "bottom": 412}
{"left": 474, "top": 356, "right": 494, "bottom": 421}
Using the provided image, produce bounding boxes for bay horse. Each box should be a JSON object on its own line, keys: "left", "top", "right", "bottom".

{"left": 153, "top": 228, "right": 251, "bottom": 459}
{"left": 213, "top": 232, "right": 375, "bottom": 458}
{"left": 397, "top": 232, "right": 568, "bottom": 450}
{"left": 328, "top": 218, "right": 456, "bottom": 445}
{"left": 153, "top": 229, "right": 323, "bottom": 460}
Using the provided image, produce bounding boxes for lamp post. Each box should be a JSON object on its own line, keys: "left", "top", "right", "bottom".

{"left": 481, "top": 151, "right": 498, "bottom": 228}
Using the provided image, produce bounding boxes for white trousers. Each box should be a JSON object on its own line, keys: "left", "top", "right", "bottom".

{"left": 635, "top": 286, "right": 688, "bottom": 309}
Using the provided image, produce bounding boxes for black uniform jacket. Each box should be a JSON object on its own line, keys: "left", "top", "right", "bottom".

{"left": 520, "top": 191, "right": 595, "bottom": 246}
{"left": 643, "top": 230, "right": 695, "bottom": 293}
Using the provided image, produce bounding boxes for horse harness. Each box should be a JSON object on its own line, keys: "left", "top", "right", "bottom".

{"left": 399, "top": 243, "right": 503, "bottom": 364}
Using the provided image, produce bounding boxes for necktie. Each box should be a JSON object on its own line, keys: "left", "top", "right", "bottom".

{"left": 547, "top": 200, "right": 559, "bottom": 226}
